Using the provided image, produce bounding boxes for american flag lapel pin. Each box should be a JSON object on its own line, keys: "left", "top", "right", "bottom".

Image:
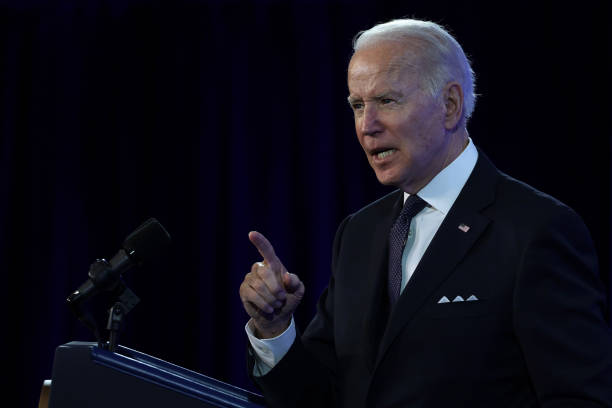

{"left": 458, "top": 223, "right": 470, "bottom": 233}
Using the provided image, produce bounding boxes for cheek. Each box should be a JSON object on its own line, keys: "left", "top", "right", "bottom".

{"left": 355, "top": 134, "right": 368, "bottom": 159}
{"left": 354, "top": 116, "right": 364, "bottom": 136}
{"left": 396, "top": 111, "right": 436, "bottom": 145}
{"left": 354, "top": 123, "right": 366, "bottom": 148}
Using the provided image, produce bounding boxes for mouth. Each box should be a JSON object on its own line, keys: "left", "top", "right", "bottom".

{"left": 371, "top": 148, "right": 397, "bottom": 160}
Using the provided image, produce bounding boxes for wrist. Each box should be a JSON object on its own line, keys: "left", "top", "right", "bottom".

{"left": 251, "top": 317, "right": 292, "bottom": 339}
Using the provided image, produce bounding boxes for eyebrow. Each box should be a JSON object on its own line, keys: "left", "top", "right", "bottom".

{"left": 347, "top": 91, "right": 404, "bottom": 104}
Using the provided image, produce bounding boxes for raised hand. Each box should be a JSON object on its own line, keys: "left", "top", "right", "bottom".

{"left": 239, "top": 231, "right": 305, "bottom": 339}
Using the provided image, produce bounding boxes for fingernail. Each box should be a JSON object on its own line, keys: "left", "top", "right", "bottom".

{"left": 274, "top": 300, "right": 282, "bottom": 308}
{"left": 277, "top": 291, "right": 286, "bottom": 300}
{"left": 265, "top": 305, "right": 274, "bottom": 313}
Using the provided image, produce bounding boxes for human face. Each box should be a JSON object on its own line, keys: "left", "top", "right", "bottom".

{"left": 347, "top": 41, "right": 460, "bottom": 194}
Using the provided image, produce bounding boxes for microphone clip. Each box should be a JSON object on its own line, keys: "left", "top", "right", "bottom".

{"left": 67, "top": 258, "right": 140, "bottom": 351}
{"left": 105, "top": 282, "right": 140, "bottom": 352}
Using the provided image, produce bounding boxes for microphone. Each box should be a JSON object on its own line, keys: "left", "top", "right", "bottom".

{"left": 66, "top": 218, "right": 171, "bottom": 306}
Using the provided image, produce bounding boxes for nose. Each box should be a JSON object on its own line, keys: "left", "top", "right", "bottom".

{"left": 359, "top": 103, "right": 383, "bottom": 136}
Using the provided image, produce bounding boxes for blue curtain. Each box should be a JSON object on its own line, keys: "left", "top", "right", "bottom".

{"left": 1, "top": 1, "right": 610, "bottom": 407}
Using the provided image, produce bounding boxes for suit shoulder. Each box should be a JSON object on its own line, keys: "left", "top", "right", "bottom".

{"left": 494, "top": 171, "right": 584, "bottom": 227}
{"left": 350, "top": 189, "right": 401, "bottom": 220}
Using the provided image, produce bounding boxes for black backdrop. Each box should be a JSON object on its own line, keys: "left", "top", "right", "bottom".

{"left": 1, "top": 1, "right": 610, "bottom": 407}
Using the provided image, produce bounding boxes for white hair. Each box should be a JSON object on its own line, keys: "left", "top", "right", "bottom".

{"left": 353, "top": 19, "right": 477, "bottom": 122}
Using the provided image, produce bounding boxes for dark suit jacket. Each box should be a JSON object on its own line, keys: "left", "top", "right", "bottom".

{"left": 251, "top": 151, "right": 612, "bottom": 407}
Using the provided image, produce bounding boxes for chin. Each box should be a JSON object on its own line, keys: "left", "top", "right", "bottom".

{"left": 374, "top": 171, "right": 402, "bottom": 187}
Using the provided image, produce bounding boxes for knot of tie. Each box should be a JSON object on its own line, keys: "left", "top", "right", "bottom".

{"left": 388, "top": 194, "right": 427, "bottom": 305}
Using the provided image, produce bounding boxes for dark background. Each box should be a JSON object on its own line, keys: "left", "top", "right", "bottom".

{"left": 0, "top": 1, "right": 610, "bottom": 407}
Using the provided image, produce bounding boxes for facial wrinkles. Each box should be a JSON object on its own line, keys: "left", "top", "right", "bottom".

{"left": 349, "top": 47, "right": 421, "bottom": 103}
{"left": 349, "top": 65, "right": 388, "bottom": 100}
{"left": 350, "top": 71, "right": 416, "bottom": 112}
{"left": 347, "top": 41, "right": 468, "bottom": 194}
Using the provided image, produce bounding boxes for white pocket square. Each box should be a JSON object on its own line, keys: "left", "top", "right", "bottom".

{"left": 438, "top": 294, "right": 479, "bottom": 304}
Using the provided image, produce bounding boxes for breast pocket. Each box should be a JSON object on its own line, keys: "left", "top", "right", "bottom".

{"left": 425, "top": 299, "right": 495, "bottom": 319}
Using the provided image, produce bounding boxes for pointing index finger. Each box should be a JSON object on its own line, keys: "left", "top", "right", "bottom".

{"left": 248, "top": 231, "right": 280, "bottom": 267}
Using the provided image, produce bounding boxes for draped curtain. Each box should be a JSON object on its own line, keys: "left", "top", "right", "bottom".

{"left": 1, "top": 1, "right": 609, "bottom": 407}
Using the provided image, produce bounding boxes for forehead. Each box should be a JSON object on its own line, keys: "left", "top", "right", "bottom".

{"left": 348, "top": 41, "right": 420, "bottom": 95}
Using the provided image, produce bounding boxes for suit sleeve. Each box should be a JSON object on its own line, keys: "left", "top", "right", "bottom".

{"left": 247, "top": 216, "right": 351, "bottom": 408}
{"left": 514, "top": 207, "right": 612, "bottom": 407}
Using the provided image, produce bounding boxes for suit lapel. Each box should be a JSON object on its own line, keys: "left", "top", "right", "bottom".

{"left": 361, "top": 190, "right": 403, "bottom": 371}
{"left": 373, "top": 152, "right": 500, "bottom": 369}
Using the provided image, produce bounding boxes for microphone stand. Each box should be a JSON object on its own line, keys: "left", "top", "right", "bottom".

{"left": 66, "top": 218, "right": 170, "bottom": 352}
{"left": 105, "top": 282, "right": 140, "bottom": 352}
{"left": 67, "top": 259, "right": 140, "bottom": 352}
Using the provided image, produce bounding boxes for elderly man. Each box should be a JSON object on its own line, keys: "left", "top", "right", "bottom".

{"left": 239, "top": 19, "right": 612, "bottom": 407}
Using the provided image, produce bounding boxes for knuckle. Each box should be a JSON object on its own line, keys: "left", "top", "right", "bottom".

{"left": 251, "top": 279, "right": 265, "bottom": 292}
{"left": 239, "top": 280, "right": 250, "bottom": 294}
{"left": 255, "top": 266, "right": 271, "bottom": 279}
{"left": 239, "top": 288, "right": 253, "bottom": 302}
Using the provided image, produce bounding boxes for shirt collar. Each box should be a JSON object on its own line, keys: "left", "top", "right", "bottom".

{"left": 404, "top": 137, "right": 478, "bottom": 215}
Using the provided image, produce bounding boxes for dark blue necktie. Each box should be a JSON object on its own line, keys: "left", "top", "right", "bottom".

{"left": 388, "top": 194, "right": 427, "bottom": 305}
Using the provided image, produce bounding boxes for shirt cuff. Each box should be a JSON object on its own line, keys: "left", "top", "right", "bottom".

{"left": 245, "top": 317, "right": 296, "bottom": 376}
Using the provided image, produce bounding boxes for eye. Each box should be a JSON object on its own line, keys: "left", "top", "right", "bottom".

{"left": 350, "top": 101, "right": 364, "bottom": 111}
{"left": 380, "top": 98, "right": 394, "bottom": 105}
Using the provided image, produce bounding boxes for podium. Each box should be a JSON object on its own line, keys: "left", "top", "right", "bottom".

{"left": 47, "top": 342, "right": 266, "bottom": 408}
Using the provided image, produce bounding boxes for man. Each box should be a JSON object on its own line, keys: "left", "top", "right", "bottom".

{"left": 238, "top": 19, "right": 612, "bottom": 407}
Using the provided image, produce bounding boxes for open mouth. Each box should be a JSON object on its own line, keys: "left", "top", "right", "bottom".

{"left": 373, "top": 148, "right": 397, "bottom": 159}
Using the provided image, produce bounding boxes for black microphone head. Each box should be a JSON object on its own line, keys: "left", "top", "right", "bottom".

{"left": 122, "top": 218, "right": 171, "bottom": 265}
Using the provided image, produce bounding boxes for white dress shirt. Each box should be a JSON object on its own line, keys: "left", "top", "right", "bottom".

{"left": 246, "top": 138, "right": 479, "bottom": 376}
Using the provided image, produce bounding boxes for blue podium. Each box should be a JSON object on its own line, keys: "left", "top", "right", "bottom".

{"left": 48, "top": 342, "right": 265, "bottom": 408}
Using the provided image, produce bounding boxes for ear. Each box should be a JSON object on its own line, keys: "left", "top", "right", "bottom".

{"left": 442, "top": 82, "right": 464, "bottom": 130}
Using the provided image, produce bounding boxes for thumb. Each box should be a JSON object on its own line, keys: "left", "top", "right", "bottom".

{"left": 282, "top": 272, "right": 304, "bottom": 295}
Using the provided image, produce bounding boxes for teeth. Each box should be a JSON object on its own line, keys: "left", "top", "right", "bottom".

{"left": 376, "top": 149, "right": 396, "bottom": 159}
